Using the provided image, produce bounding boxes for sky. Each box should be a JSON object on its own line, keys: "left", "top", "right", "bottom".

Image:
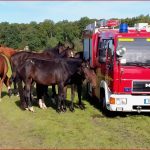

{"left": 0, "top": 1, "right": 150, "bottom": 24}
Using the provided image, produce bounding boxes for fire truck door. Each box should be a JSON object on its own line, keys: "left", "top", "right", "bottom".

{"left": 105, "top": 40, "right": 114, "bottom": 87}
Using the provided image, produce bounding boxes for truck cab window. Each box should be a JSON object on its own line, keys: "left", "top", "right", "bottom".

{"left": 99, "top": 39, "right": 106, "bottom": 63}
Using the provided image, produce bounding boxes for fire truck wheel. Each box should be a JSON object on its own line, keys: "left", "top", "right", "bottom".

{"left": 100, "top": 88, "right": 107, "bottom": 111}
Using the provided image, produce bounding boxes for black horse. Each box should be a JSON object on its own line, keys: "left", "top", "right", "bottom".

{"left": 15, "top": 57, "right": 96, "bottom": 112}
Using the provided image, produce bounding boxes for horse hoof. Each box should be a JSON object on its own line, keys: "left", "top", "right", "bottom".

{"left": 38, "top": 99, "right": 43, "bottom": 109}
{"left": 42, "top": 103, "right": 47, "bottom": 109}
{"left": 79, "top": 105, "right": 85, "bottom": 110}
{"left": 25, "top": 107, "right": 29, "bottom": 111}
{"left": 8, "top": 89, "right": 13, "bottom": 97}
{"left": 69, "top": 106, "right": 75, "bottom": 112}
{"left": 28, "top": 107, "right": 34, "bottom": 112}
{"left": 62, "top": 108, "right": 67, "bottom": 112}
{"left": 56, "top": 108, "right": 61, "bottom": 113}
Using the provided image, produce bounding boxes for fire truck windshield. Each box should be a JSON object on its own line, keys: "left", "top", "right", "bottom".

{"left": 118, "top": 38, "right": 150, "bottom": 65}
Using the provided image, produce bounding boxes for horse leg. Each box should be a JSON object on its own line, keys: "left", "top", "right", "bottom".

{"left": 36, "top": 83, "right": 47, "bottom": 109}
{"left": 10, "top": 72, "right": 18, "bottom": 95}
{"left": 70, "top": 84, "right": 75, "bottom": 112}
{"left": 41, "top": 95, "right": 47, "bottom": 109}
{"left": 18, "top": 80, "right": 28, "bottom": 110}
{"left": 51, "top": 85, "right": 56, "bottom": 104}
{"left": 25, "top": 81, "right": 34, "bottom": 112}
{"left": 13, "top": 78, "right": 18, "bottom": 95}
{"left": 44, "top": 86, "right": 49, "bottom": 98}
{"left": 4, "top": 75, "right": 12, "bottom": 97}
{"left": 57, "top": 83, "right": 64, "bottom": 113}
{"left": 62, "top": 86, "right": 67, "bottom": 112}
{"left": 10, "top": 65, "right": 19, "bottom": 95}
{"left": 77, "top": 84, "right": 85, "bottom": 110}
{"left": 0, "top": 79, "right": 4, "bottom": 101}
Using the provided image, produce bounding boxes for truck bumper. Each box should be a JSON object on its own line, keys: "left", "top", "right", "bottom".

{"left": 107, "top": 94, "right": 150, "bottom": 112}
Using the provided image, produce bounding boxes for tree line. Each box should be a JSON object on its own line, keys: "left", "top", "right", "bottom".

{"left": 0, "top": 14, "right": 150, "bottom": 52}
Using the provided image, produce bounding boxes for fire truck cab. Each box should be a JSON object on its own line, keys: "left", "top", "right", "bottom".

{"left": 83, "top": 19, "right": 150, "bottom": 112}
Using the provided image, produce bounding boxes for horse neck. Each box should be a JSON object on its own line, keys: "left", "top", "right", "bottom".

{"left": 0, "top": 48, "right": 16, "bottom": 60}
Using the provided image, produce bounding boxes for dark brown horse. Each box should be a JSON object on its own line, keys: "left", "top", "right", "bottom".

{"left": 15, "top": 57, "right": 96, "bottom": 112}
{"left": 8, "top": 42, "right": 75, "bottom": 109}
{"left": 0, "top": 54, "right": 12, "bottom": 100}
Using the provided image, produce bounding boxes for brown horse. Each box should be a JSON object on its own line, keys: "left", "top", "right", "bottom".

{"left": 15, "top": 57, "right": 96, "bottom": 112}
{"left": 0, "top": 45, "right": 17, "bottom": 60}
{"left": 0, "top": 54, "right": 12, "bottom": 100}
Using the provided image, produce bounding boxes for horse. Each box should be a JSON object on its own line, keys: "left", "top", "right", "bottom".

{"left": 37, "top": 50, "right": 93, "bottom": 111}
{"left": 43, "top": 41, "right": 75, "bottom": 56}
{"left": 0, "top": 54, "right": 12, "bottom": 100}
{"left": 33, "top": 45, "right": 76, "bottom": 109}
{"left": 14, "top": 57, "right": 96, "bottom": 112}
{"left": 8, "top": 43, "right": 75, "bottom": 109}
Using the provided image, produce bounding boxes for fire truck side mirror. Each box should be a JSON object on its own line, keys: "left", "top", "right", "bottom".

{"left": 116, "top": 46, "right": 126, "bottom": 57}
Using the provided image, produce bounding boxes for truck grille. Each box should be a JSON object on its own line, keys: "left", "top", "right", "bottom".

{"left": 132, "top": 81, "right": 150, "bottom": 93}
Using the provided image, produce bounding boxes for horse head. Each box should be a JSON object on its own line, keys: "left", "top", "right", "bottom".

{"left": 81, "top": 60, "right": 97, "bottom": 89}
{"left": 57, "top": 42, "right": 67, "bottom": 54}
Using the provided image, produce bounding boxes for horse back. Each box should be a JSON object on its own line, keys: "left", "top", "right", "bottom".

{"left": 18, "top": 58, "right": 82, "bottom": 85}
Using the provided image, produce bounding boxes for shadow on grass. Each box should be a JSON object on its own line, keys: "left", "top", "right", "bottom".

{"left": 1, "top": 91, "right": 9, "bottom": 98}
{"left": 14, "top": 86, "right": 87, "bottom": 112}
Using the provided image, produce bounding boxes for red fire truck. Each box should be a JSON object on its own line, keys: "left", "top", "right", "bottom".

{"left": 83, "top": 19, "right": 150, "bottom": 112}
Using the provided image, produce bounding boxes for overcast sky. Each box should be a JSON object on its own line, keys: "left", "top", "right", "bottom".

{"left": 0, "top": 1, "right": 150, "bottom": 23}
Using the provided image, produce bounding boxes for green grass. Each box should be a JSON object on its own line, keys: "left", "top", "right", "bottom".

{"left": 1, "top": 63, "right": 150, "bottom": 148}
{"left": 0, "top": 84, "right": 150, "bottom": 149}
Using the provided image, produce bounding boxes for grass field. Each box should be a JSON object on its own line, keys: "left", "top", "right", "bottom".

{"left": 0, "top": 83, "right": 150, "bottom": 149}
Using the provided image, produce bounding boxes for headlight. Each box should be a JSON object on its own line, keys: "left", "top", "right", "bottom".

{"left": 116, "top": 98, "right": 127, "bottom": 105}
